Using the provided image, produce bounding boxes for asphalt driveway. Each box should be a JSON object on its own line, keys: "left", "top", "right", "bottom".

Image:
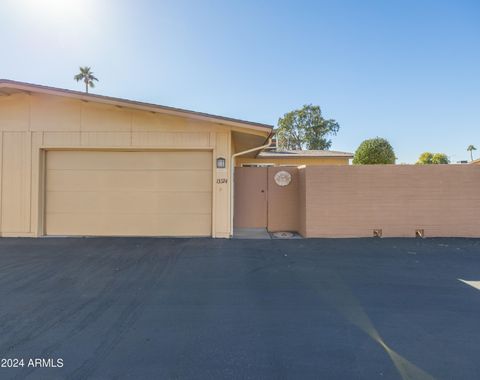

{"left": 0, "top": 237, "right": 479, "bottom": 380}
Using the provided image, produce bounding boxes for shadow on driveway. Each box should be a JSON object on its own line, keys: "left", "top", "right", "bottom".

{"left": 0, "top": 237, "right": 479, "bottom": 379}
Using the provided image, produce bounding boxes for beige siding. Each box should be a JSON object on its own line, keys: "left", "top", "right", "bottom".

{"left": 131, "top": 131, "right": 210, "bottom": 147}
{"left": 81, "top": 102, "right": 131, "bottom": 132}
{"left": 1, "top": 132, "right": 30, "bottom": 233}
{"left": 0, "top": 93, "right": 30, "bottom": 131}
{"left": 81, "top": 132, "right": 132, "bottom": 147}
{"left": 214, "top": 132, "right": 231, "bottom": 237}
{"left": 45, "top": 150, "right": 212, "bottom": 236}
{"left": 30, "top": 95, "right": 81, "bottom": 131}
{"left": 44, "top": 132, "right": 82, "bottom": 146}
{"left": 0, "top": 92, "right": 234, "bottom": 237}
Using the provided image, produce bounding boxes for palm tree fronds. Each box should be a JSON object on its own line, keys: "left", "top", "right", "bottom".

{"left": 74, "top": 66, "right": 99, "bottom": 92}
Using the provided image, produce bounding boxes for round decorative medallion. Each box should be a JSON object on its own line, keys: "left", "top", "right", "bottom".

{"left": 274, "top": 171, "right": 292, "bottom": 186}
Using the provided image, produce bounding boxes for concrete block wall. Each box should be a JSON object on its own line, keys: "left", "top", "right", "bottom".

{"left": 302, "top": 165, "right": 480, "bottom": 238}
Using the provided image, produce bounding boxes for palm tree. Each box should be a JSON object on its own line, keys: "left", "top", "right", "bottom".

{"left": 467, "top": 145, "right": 477, "bottom": 161}
{"left": 74, "top": 66, "right": 98, "bottom": 93}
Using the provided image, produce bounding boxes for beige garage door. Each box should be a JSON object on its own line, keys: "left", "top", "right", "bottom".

{"left": 45, "top": 150, "right": 212, "bottom": 236}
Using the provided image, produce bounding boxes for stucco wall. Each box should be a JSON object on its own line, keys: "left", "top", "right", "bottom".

{"left": 303, "top": 165, "right": 480, "bottom": 238}
{"left": 267, "top": 167, "right": 299, "bottom": 232}
{"left": 234, "top": 164, "right": 480, "bottom": 238}
{"left": 235, "top": 156, "right": 349, "bottom": 167}
{"left": 0, "top": 92, "right": 233, "bottom": 237}
{"left": 297, "top": 168, "right": 307, "bottom": 237}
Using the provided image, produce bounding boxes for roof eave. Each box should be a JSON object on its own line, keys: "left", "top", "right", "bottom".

{"left": 0, "top": 79, "right": 273, "bottom": 134}
{"left": 257, "top": 153, "right": 354, "bottom": 158}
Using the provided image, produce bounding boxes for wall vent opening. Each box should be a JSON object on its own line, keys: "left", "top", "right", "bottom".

{"left": 373, "top": 229, "right": 382, "bottom": 238}
{"left": 415, "top": 229, "right": 425, "bottom": 238}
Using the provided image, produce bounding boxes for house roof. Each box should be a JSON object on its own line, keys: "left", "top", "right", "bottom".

{"left": 471, "top": 158, "right": 480, "bottom": 164}
{"left": 0, "top": 79, "right": 273, "bottom": 133}
{"left": 257, "top": 149, "right": 354, "bottom": 158}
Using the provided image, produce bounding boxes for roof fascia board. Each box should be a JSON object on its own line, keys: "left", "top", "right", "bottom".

{"left": 230, "top": 126, "right": 271, "bottom": 137}
{"left": 0, "top": 79, "right": 273, "bottom": 134}
{"left": 259, "top": 154, "right": 354, "bottom": 158}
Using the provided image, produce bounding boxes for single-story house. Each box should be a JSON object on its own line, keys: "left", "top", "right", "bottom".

{"left": 0, "top": 79, "right": 273, "bottom": 238}
{"left": 2, "top": 79, "right": 479, "bottom": 239}
{"left": 472, "top": 158, "right": 480, "bottom": 165}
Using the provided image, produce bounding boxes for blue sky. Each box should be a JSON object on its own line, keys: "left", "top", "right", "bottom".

{"left": 1, "top": 0, "right": 479, "bottom": 163}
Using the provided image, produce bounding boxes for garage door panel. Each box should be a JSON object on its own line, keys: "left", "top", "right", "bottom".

{"left": 45, "top": 150, "right": 212, "bottom": 236}
{"left": 46, "top": 170, "right": 212, "bottom": 192}
{"left": 47, "top": 150, "right": 212, "bottom": 170}
{"left": 46, "top": 213, "right": 211, "bottom": 236}
{"left": 47, "top": 191, "right": 212, "bottom": 214}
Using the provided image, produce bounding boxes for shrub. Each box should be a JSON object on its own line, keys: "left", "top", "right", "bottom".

{"left": 416, "top": 152, "right": 449, "bottom": 164}
{"left": 353, "top": 137, "right": 396, "bottom": 165}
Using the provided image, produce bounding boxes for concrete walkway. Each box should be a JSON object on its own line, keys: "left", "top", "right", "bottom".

{"left": 233, "top": 228, "right": 271, "bottom": 239}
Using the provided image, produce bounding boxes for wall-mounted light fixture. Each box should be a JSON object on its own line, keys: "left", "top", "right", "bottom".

{"left": 216, "top": 157, "right": 226, "bottom": 169}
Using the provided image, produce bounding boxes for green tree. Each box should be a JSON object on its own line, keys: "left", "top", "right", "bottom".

{"left": 74, "top": 66, "right": 99, "bottom": 93}
{"left": 431, "top": 153, "right": 449, "bottom": 164}
{"left": 467, "top": 145, "right": 477, "bottom": 161}
{"left": 276, "top": 104, "right": 339, "bottom": 150}
{"left": 416, "top": 152, "right": 434, "bottom": 164}
{"left": 352, "top": 137, "right": 396, "bottom": 164}
{"left": 416, "top": 152, "right": 449, "bottom": 164}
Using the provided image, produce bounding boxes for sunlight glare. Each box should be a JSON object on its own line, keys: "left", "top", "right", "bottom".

{"left": 21, "top": 0, "right": 85, "bottom": 17}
